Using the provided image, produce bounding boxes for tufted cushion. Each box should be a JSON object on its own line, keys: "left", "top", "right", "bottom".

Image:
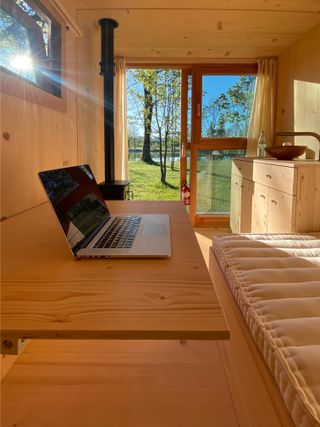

{"left": 212, "top": 233, "right": 320, "bottom": 427}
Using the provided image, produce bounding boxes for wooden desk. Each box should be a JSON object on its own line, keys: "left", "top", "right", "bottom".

{"left": 1, "top": 201, "right": 229, "bottom": 348}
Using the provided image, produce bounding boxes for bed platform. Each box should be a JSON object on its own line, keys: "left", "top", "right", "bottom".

{"left": 210, "top": 232, "right": 320, "bottom": 427}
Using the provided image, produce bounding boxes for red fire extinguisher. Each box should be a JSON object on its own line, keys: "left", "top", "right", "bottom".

{"left": 181, "top": 181, "right": 190, "bottom": 206}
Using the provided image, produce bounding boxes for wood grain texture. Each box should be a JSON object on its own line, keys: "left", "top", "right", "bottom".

{"left": 239, "top": 178, "right": 253, "bottom": 232}
{"left": 209, "top": 251, "right": 296, "bottom": 427}
{"left": 251, "top": 182, "right": 268, "bottom": 233}
{"left": 276, "top": 24, "right": 320, "bottom": 160}
{"left": 295, "top": 166, "right": 320, "bottom": 231}
{"left": 72, "top": 0, "right": 320, "bottom": 13}
{"left": 76, "top": 6, "right": 320, "bottom": 61}
{"left": 1, "top": 226, "right": 294, "bottom": 427}
{"left": 1, "top": 354, "right": 18, "bottom": 380}
{"left": 230, "top": 158, "right": 320, "bottom": 233}
{"left": 1, "top": 201, "right": 229, "bottom": 341}
{"left": 0, "top": 31, "right": 78, "bottom": 220}
{"left": 76, "top": 24, "right": 105, "bottom": 184}
{"left": 267, "top": 188, "right": 295, "bottom": 233}
{"left": 1, "top": 339, "right": 238, "bottom": 427}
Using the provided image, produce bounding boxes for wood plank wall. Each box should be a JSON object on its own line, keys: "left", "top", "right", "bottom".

{"left": 76, "top": 20, "right": 105, "bottom": 184}
{"left": 1, "top": 3, "right": 319, "bottom": 219}
{"left": 275, "top": 24, "right": 320, "bottom": 158}
{"left": 1, "top": 0, "right": 320, "bottom": 217}
{"left": 0, "top": 8, "right": 78, "bottom": 220}
{"left": 0, "top": 1, "right": 79, "bottom": 373}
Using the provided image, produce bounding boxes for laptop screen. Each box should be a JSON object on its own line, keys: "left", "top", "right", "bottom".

{"left": 39, "top": 164, "right": 110, "bottom": 252}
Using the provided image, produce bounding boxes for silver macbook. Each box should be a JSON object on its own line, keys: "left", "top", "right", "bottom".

{"left": 38, "top": 164, "right": 171, "bottom": 258}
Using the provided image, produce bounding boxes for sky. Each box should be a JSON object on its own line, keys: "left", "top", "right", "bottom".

{"left": 202, "top": 75, "right": 240, "bottom": 103}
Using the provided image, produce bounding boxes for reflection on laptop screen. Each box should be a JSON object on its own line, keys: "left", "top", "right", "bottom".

{"left": 39, "top": 165, "right": 110, "bottom": 250}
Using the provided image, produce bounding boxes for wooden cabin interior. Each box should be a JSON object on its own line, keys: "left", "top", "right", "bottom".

{"left": 1, "top": 1, "right": 320, "bottom": 426}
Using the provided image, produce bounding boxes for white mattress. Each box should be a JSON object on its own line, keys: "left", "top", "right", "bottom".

{"left": 212, "top": 233, "right": 320, "bottom": 427}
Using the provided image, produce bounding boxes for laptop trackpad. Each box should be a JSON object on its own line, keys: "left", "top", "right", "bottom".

{"left": 142, "top": 223, "right": 166, "bottom": 237}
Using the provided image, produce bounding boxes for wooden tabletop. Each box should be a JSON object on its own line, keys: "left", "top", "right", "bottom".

{"left": 1, "top": 201, "right": 229, "bottom": 342}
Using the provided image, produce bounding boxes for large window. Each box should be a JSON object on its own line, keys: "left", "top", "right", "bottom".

{"left": 0, "top": 0, "right": 61, "bottom": 97}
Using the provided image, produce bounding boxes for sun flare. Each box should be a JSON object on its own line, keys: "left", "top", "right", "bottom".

{"left": 10, "top": 54, "right": 34, "bottom": 71}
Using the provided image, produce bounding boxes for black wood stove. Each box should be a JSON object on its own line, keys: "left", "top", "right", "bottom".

{"left": 98, "top": 18, "right": 129, "bottom": 200}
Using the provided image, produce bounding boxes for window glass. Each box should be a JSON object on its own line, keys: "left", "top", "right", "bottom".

{"left": 126, "top": 68, "right": 181, "bottom": 200}
{"left": 0, "top": 0, "right": 61, "bottom": 97}
{"left": 201, "top": 75, "right": 256, "bottom": 138}
{"left": 196, "top": 149, "right": 245, "bottom": 214}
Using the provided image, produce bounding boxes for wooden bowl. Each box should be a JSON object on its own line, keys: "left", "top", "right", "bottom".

{"left": 265, "top": 145, "right": 307, "bottom": 160}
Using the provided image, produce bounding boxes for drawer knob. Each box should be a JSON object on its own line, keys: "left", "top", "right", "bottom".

{"left": 260, "top": 194, "right": 266, "bottom": 199}
{"left": 266, "top": 174, "right": 272, "bottom": 179}
{"left": 271, "top": 199, "right": 277, "bottom": 205}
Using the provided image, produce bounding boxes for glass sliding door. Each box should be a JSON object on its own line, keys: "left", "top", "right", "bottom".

{"left": 196, "top": 150, "right": 245, "bottom": 215}
{"left": 190, "top": 64, "right": 257, "bottom": 226}
{"left": 126, "top": 67, "right": 182, "bottom": 201}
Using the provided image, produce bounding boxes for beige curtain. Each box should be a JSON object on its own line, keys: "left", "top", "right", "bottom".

{"left": 114, "top": 57, "right": 128, "bottom": 181}
{"left": 246, "top": 58, "right": 277, "bottom": 156}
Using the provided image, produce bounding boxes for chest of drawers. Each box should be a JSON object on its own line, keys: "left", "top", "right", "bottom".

{"left": 230, "top": 158, "right": 320, "bottom": 233}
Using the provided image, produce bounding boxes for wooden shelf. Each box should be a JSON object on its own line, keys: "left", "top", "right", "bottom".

{"left": 1, "top": 201, "right": 229, "bottom": 348}
{"left": 1, "top": 225, "right": 295, "bottom": 427}
{"left": 1, "top": 339, "right": 238, "bottom": 427}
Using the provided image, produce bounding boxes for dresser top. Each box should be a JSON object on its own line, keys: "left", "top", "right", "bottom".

{"left": 235, "top": 157, "right": 320, "bottom": 168}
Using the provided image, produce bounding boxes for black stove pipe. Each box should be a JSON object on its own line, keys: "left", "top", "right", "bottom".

{"left": 98, "top": 18, "right": 119, "bottom": 184}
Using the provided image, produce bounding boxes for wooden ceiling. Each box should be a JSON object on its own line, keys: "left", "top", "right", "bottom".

{"left": 73, "top": 0, "right": 320, "bottom": 62}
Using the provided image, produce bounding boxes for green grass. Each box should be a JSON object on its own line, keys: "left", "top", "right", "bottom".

{"left": 128, "top": 159, "right": 232, "bottom": 213}
{"left": 196, "top": 159, "right": 232, "bottom": 214}
{"left": 129, "top": 160, "right": 180, "bottom": 200}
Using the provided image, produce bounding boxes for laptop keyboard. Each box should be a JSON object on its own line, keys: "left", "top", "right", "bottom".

{"left": 93, "top": 216, "right": 142, "bottom": 249}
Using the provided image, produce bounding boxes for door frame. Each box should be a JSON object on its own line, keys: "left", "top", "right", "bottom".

{"left": 126, "top": 62, "right": 257, "bottom": 227}
{"left": 179, "top": 68, "right": 190, "bottom": 194}
{"left": 189, "top": 63, "right": 257, "bottom": 226}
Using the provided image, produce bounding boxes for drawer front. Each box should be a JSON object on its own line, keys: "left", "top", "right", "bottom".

{"left": 232, "top": 159, "right": 253, "bottom": 180}
{"left": 239, "top": 178, "right": 254, "bottom": 232}
{"left": 230, "top": 174, "right": 241, "bottom": 232}
{"left": 267, "top": 188, "right": 295, "bottom": 233}
{"left": 253, "top": 163, "right": 297, "bottom": 195}
{"left": 252, "top": 183, "right": 268, "bottom": 233}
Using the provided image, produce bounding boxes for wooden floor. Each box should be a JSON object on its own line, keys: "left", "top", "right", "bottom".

{"left": 194, "top": 227, "right": 229, "bottom": 266}
{"left": 1, "top": 228, "right": 294, "bottom": 427}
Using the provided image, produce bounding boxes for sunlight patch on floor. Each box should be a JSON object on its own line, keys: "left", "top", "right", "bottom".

{"left": 194, "top": 228, "right": 230, "bottom": 267}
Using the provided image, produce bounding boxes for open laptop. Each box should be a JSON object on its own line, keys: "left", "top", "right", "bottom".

{"left": 38, "top": 164, "right": 171, "bottom": 258}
